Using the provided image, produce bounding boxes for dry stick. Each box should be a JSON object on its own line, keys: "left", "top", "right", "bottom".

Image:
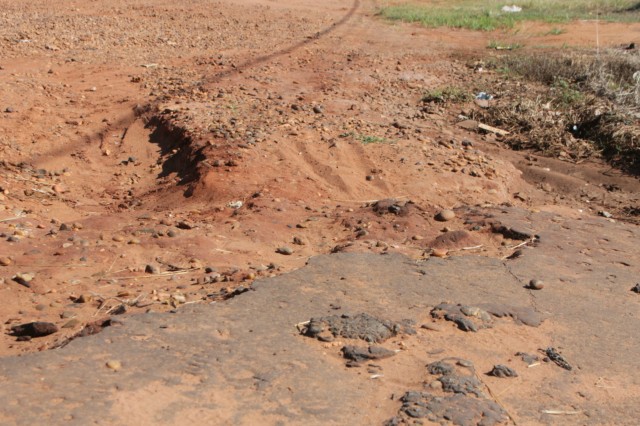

{"left": 32, "top": 188, "right": 55, "bottom": 195}
{"left": 103, "top": 304, "right": 121, "bottom": 316}
{"left": 449, "top": 244, "right": 484, "bottom": 253}
{"left": 541, "top": 410, "right": 581, "bottom": 415}
{"left": 495, "top": 379, "right": 519, "bottom": 397}
{"left": 501, "top": 238, "right": 535, "bottom": 260}
{"left": 98, "top": 269, "right": 200, "bottom": 281}
{"left": 9, "top": 175, "right": 53, "bottom": 186}
{"left": 473, "top": 370, "right": 518, "bottom": 426}
{"left": 508, "top": 238, "right": 534, "bottom": 250}
{"left": 105, "top": 256, "right": 118, "bottom": 275}
{"left": 103, "top": 295, "right": 144, "bottom": 315}
{"left": 20, "top": 264, "right": 91, "bottom": 268}
{"left": 95, "top": 294, "right": 144, "bottom": 316}
{"left": 105, "top": 268, "right": 129, "bottom": 276}
{"left": 333, "top": 195, "right": 409, "bottom": 204}
{"left": 0, "top": 216, "right": 23, "bottom": 222}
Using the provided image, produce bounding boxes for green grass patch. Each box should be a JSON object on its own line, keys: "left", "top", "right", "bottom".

{"left": 379, "top": 0, "right": 640, "bottom": 31}
{"left": 545, "top": 27, "right": 567, "bottom": 35}
{"left": 422, "top": 86, "right": 470, "bottom": 103}
{"left": 340, "top": 132, "right": 393, "bottom": 145}
{"left": 552, "top": 77, "right": 585, "bottom": 106}
{"left": 359, "top": 134, "right": 391, "bottom": 144}
{"left": 487, "top": 40, "right": 524, "bottom": 50}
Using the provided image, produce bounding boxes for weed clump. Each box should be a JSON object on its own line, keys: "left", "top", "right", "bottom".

{"left": 478, "top": 49, "right": 640, "bottom": 172}
{"left": 423, "top": 86, "right": 470, "bottom": 104}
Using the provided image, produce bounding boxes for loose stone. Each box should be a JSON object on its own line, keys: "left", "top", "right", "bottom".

{"left": 106, "top": 360, "right": 122, "bottom": 371}
{"left": 145, "top": 264, "right": 160, "bottom": 274}
{"left": 431, "top": 248, "right": 448, "bottom": 258}
{"left": 488, "top": 365, "right": 518, "bottom": 378}
{"left": 12, "top": 272, "right": 34, "bottom": 287}
{"left": 435, "top": 209, "right": 456, "bottom": 222}
{"left": 528, "top": 279, "right": 544, "bottom": 290}
{"left": 276, "top": 246, "right": 294, "bottom": 255}
{"left": 62, "top": 319, "right": 81, "bottom": 328}
{"left": 11, "top": 321, "right": 58, "bottom": 338}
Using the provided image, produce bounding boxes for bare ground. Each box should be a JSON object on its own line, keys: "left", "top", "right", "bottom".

{"left": 0, "top": 0, "right": 639, "bottom": 424}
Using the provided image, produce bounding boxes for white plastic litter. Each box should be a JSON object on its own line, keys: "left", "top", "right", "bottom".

{"left": 476, "top": 92, "right": 494, "bottom": 100}
{"left": 501, "top": 5, "right": 522, "bottom": 13}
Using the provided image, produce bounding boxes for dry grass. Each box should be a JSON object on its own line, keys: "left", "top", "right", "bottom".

{"left": 496, "top": 50, "right": 640, "bottom": 107}
{"left": 477, "top": 49, "right": 640, "bottom": 173}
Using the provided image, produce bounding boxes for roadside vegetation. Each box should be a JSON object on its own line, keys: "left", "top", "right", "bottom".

{"left": 422, "top": 86, "right": 470, "bottom": 103}
{"left": 383, "top": 0, "right": 640, "bottom": 173}
{"left": 379, "top": 0, "right": 640, "bottom": 31}
{"left": 340, "top": 131, "right": 394, "bottom": 145}
{"left": 476, "top": 50, "right": 640, "bottom": 172}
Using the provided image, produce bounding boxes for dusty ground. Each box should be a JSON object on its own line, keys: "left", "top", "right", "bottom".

{"left": 0, "top": 0, "right": 639, "bottom": 423}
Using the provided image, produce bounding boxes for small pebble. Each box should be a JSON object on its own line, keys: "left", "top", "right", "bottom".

{"left": 75, "top": 294, "right": 93, "bottom": 303}
{"left": 421, "top": 323, "right": 443, "bottom": 332}
{"left": 145, "top": 264, "right": 160, "bottom": 274}
{"left": 12, "top": 272, "right": 34, "bottom": 287}
{"left": 435, "top": 209, "right": 456, "bottom": 222}
{"left": 106, "top": 360, "right": 122, "bottom": 371}
{"left": 52, "top": 184, "right": 67, "bottom": 194}
{"left": 0, "top": 257, "right": 11, "bottom": 266}
{"left": 276, "top": 246, "right": 294, "bottom": 255}
{"left": 528, "top": 279, "right": 544, "bottom": 290}
{"left": 172, "top": 294, "right": 186, "bottom": 304}
{"left": 62, "top": 318, "right": 80, "bottom": 328}
{"left": 431, "top": 248, "right": 448, "bottom": 258}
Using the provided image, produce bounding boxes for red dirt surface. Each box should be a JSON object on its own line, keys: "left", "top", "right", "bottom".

{"left": 0, "top": 0, "right": 638, "bottom": 360}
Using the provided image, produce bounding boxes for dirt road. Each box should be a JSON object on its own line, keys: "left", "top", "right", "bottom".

{"left": 0, "top": 0, "right": 639, "bottom": 424}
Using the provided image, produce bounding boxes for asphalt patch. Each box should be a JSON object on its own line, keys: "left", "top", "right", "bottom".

{"left": 431, "top": 303, "right": 493, "bottom": 332}
{"left": 303, "top": 312, "right": 415, "bottom": 343}
{"left": 488, "top": 365, "right": 518, "bottom": 378}
{"left": 341, "top": 345, "right": 396, "bottom": 363}
{"left": 431, "top": 302, "right": 544, "bottom": 331}
{"left": 388, "top": 358, "right": 508, "bottom": 426}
